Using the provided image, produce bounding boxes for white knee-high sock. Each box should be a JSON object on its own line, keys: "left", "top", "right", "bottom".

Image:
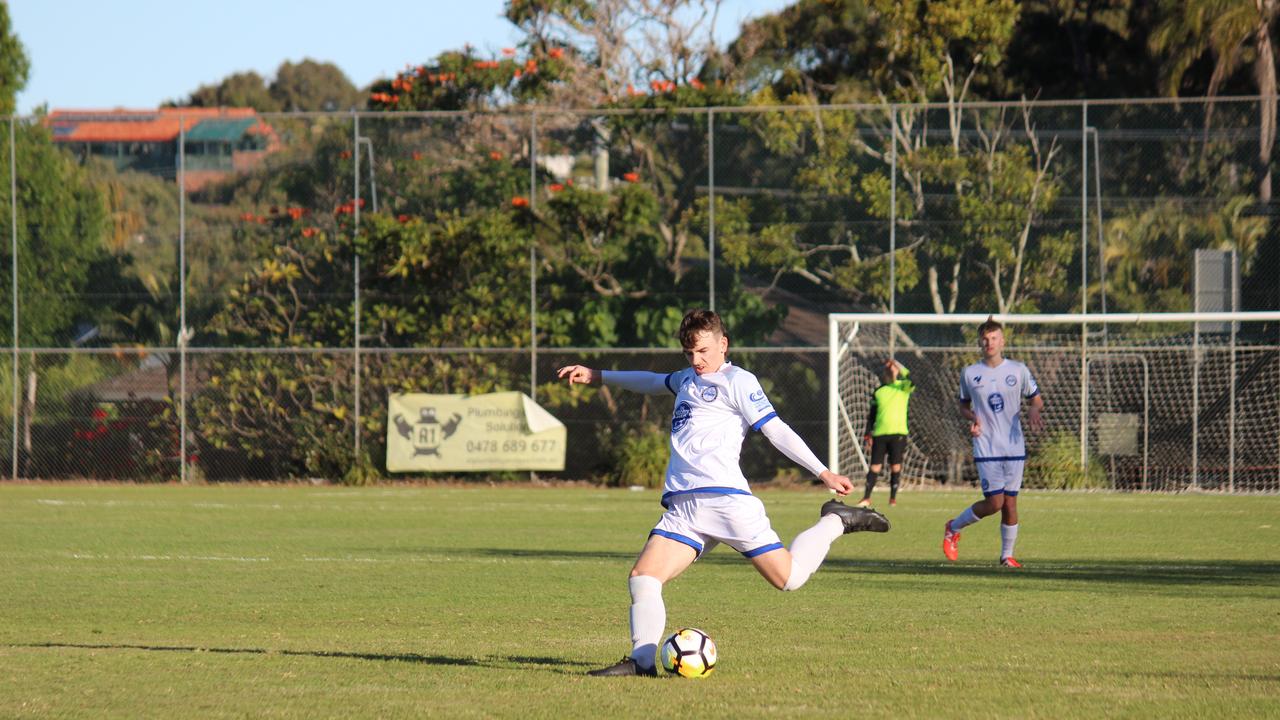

{"left": 782, "top": 514, "right": 844, "bottom": 591}
{"left": 628, "top": 575, "right": 664, "bottom": 669}
{"left": 1001, "top": 523, "right": 1019, "bottom": 559}
{"left": 950, "top": 506, "right": 980, "bottom": 531}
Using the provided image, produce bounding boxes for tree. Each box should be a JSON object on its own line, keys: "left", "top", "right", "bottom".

{"left": 173, "top": 71, "right": 281, "bottom": 112}
{"left": 270, "top": 59, "right": 363, "bottom": 112}
{"left": 170, "top": 60, "right": 363, "bottom": 112}
{"left": 1151, "top": 0, "right": 1279, "bottom": 202}
{"left": 0, "top": 2, "right": 28, "bottom": 116}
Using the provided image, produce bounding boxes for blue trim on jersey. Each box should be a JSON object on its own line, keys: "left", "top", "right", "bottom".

{"left": 1025, "top": 389, "right": 1040, "bottom": 399}
{"left": 660, "top": 486, "right": 752, "bottom": 508}
{"left": 982, "top": 489, "right": 1006, "bottom": 497}
{"left": 750, "top": 412, "right": 778, "bottom": 431}
{"left": 649, "top": 529, "right": 703, "bottom": 554}
{"left": 974, "top": 455, "right": 1027, "bottom": 463}
{"left": 741, "top": 542, "right": 784, "bottom": 558}
{"left": 664, "top": 372, "right": 677, "bottom": 395}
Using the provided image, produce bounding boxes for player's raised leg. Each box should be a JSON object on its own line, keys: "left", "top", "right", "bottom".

{"left": 588, "top": 534, "right": 696, "bottom": 677}
{"left": 750, "top": 502, "right": 890, "bottom": 591}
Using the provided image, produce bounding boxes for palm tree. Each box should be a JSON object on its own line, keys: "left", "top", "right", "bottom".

{"left": 1151, "top": 0, "right": 1279, "bottom": 202}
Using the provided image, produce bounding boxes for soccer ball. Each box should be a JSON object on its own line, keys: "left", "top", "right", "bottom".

{"left": 660, "top": 627, "right": 717, "bottom": 678}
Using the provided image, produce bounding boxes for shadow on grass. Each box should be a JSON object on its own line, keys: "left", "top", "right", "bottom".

{"left": 817, "top": 557, "right": 1280, "bottom": 589}
{"left": 8, "top": 643, "right": 592, "bottom": 674}
{"left": 461, "top": 548, "right": 1280, "bottom": 590}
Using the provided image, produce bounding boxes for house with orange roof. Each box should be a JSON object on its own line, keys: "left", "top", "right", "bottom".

{"left": 46, "top": 108, "right": 279, "bottom": 190}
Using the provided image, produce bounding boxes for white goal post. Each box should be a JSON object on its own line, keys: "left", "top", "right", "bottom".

{"left": 828, "top": 312, "right": 1280, "bottom": 493}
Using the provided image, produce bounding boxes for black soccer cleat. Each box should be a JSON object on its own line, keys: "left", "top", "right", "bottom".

{"left": 587, "top": 656, "right": 659, "bottom": 677}
{"left": 821, "top": 499, "right": 891, "bottom": 534}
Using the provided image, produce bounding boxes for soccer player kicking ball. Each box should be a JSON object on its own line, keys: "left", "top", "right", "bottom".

{"left": 558, "top": 309, "right": 890, "bottom": 677}
{"left": 943, "top": 317, "right": 1045, "bottom": 568}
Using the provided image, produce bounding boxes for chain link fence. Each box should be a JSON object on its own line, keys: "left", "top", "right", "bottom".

{"left": 4, "top": 98, "right": 1278, "bottom": 486}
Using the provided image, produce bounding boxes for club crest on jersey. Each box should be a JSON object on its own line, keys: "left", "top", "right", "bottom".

{"left": 988, "top": 393, "right": 1005, "bottom": 413}
{"left": 701, "top": 386, "right": 718, "bottom": 402}
{"left": 672, "top": 401, "right": 693, "bottom": 433}
{"left": 1005, "top": 374, "right": 1017, "bottom": 386}
{"left": 749, "top": 390, "right": 766, "bottom": 402}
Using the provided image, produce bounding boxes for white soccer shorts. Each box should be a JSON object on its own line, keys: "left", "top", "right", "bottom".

{"left": 649, "top": 493, "right": 784, "bottom": 559}
{"left": 976, "top": 459, "right": 1025, "bottom": 497}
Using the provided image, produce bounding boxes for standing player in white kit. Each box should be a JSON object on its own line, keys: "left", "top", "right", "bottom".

{"left": 558, "top": 309, "right": 891, "bottom": 677}
{"left": 943, "top": 316, "right": 1045, "bottom": 568}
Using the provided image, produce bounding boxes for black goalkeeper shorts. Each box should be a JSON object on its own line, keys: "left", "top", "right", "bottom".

{"left": 870, "top": 434, "right": 907, "bottom": 467}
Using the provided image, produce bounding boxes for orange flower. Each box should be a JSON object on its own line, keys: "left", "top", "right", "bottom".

{"left": 302, "top": 227, "right": 318, "bottom": 238}
{"left": 287, "top": 207, "right": 304, "bottom": 220}
{"left": 690, "top": 78, "right": 705, "bottom": 90}
{"left": 548, "top": 183, "right": 564, "bottom": 192}
{"left": 514, "top": 69, "right": 523, "bottom": 79}
{"left": 511, "top": 196, "right": 529, "bottom": 208}
{"left": 397, "top": 214, "right": 411, "bottom": 223}
{"left": 489, "top": 151, "right": 503, "bottom": 161}
{"left": 524, "top": 59, "right": 538, "bottom": 73}
{"left": 339, "top": 150, "right": 352, "bottom": 159}
{"left": 411, "top": 151, "right": 424, "bottom": 161}
{"left": 622, "top": 172, "right": 639, "bottom": 183}
{"left": 239, "top": 212, "right": 256, "bottom": 222}
{"left": 626, "top": 84, "right": 640, "bottom": 97}
{"left": 502, "top": 48, "right": 516, "bottom": 57}
{"left": 548, "top": 47, "right": 564, "bottom": 60}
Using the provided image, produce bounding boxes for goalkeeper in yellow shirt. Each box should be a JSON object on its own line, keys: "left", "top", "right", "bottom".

{"left": 858, "top": 359, "right": 914, "bottom": 508}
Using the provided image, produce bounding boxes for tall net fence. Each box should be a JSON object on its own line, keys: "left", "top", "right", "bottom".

{"left": 830, "top": 313, "right": 1280, "bottom": 493}
{"left": 3, "top": 98, "right": 1280, "bottom": 486}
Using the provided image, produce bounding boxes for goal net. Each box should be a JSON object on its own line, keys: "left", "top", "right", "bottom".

{"left": 828, "top": 312, "right": 1280, "bottom": 493}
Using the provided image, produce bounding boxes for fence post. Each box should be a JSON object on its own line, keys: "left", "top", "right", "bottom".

{"left": 1080, "top": 102, "right": 1089, "bottom": 473}
{"left": 889, "top": 104, "right": 897, "bottom": 357}
{"left": 9, "top": 117, "right": 17, "bottom": 481}
{"left": 708, "top": 108, "right": 715, "bottom": 312}
{"left": 530, "top": 112, "right": 538, "bottom": 401}
{"left": 352, "top": 113, "right": 362, "bottom": 463}
{"left": 179, "top": 116, "right": 187, "bottom": 483}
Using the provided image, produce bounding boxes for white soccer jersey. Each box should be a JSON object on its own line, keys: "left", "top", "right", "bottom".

{"left": 958, "top": 358, "right": 1040, "bottom": 461}
{"left": 659, "top": 362, "right": 777, "bottom": 507}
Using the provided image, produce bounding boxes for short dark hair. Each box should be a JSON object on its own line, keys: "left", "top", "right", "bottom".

{"left": 679, "top": 309, "right": 726, "bottom": 349}
{"left": 977, "top": 315, "right": 1003, "bottom": 336}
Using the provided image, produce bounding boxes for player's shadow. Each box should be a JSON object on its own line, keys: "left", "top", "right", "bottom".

{"left": 8, "top": 642, "right": 592, "bottom": 674}
{"left": 816, "top": 557, "right": 1280, "bottom": 591}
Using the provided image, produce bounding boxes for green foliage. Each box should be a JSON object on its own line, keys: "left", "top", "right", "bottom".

{"left": 0, "top": 123, "right": 112, "bottom": 345}
{"left": 0, "top": 3, "right": 29, "bottom": 116}
{"left": 195, "top": 209, "right": 534, "bottom": 479}
{"left": 612, "top": 425, "right": 668, "bottom": 488}
{"left": 170, "top": 60, "right": 363, "bottom": 112}
{"left": 1033, "top": 430, "right": 1109, "bottom": 490}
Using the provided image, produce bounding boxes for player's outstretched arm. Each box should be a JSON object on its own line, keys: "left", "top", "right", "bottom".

{"left": 557, "top": 365, "right": 672, "bottom": 394}
{"left": 759, "top": 417, "right": 851, "bottom": 495}
{"left": 557, "top": 364, "right": 600, "bottom": 387}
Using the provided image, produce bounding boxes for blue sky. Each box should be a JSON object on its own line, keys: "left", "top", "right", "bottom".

{"left": 12, "top": 0, "right": 791, "bottom": 114}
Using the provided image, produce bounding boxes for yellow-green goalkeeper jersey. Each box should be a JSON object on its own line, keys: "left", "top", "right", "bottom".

{"left": 864, "top": 365, "right": 915, "bottom": 437}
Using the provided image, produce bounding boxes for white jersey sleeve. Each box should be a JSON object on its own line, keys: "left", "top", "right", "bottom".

{"left": 1021, "top": 363, "right": 1040, "bottom": 399}
{"left": 726, "top": 369, "right": 778, "bottom": 431}
{"left": 760, "top": 418, "right": 828, "bottom": 477}
{"left": 602, "top": 370, "right": 680, "bottom": 395}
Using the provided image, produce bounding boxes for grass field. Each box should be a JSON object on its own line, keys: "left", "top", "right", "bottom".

{"left": 0, "top": 483, "right": 1277, "bottom": 719}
